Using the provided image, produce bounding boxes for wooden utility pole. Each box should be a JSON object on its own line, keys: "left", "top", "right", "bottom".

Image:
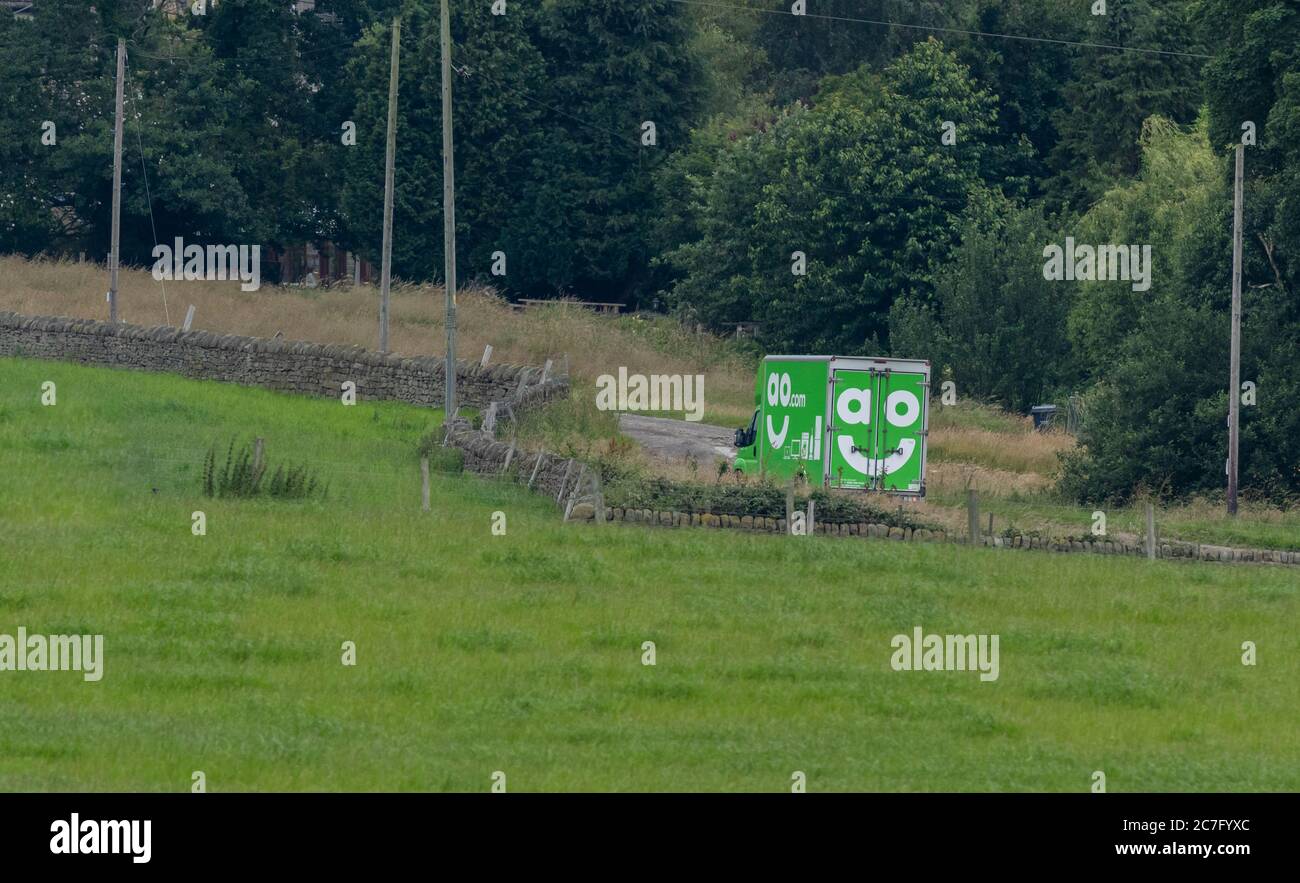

{"left": 378, "top": 17, "right": 401, "bottom": 353}
{"left": 1228, "top": 144, "right": 1244, "bottom": 516}
{"left": 108, "top": 38, "right": 126, "bottom": 324}
{"left": 440, "top": 0, "right": 458, "bottom": 413}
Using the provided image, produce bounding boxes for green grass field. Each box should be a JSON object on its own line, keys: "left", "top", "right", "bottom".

{"left": 1, "top": 358, "right": 1297, "bottom": 791}
{"left": 924, "top": 487, "right": 1300, "bottom": 552}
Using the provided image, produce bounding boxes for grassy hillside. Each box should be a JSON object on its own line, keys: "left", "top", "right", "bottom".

{"left": 3, "top": 255, "right": 1295, "bottom": 551}
{"left": 1, "top": 358, "right": 1297, "bottom": 791}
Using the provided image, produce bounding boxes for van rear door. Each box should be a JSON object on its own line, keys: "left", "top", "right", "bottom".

{"left": 827, "top": 362, "right": 927, "bottom": 494}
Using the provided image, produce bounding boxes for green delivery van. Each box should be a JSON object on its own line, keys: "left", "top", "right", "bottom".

{"left": 732, "top": 355, "right": 931, "bottom": 496}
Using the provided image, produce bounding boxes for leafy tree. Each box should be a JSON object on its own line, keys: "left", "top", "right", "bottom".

{"left": 505, "top": 0, "right": 703, "bottom": 300}
{"left": 889, "top": 201, "right": 1073, "bottom": 412}
{"left": 1047, "top": 0, "right": 1204, "bottom": 211}
{"left": 688, "top": 17, "right": 770, "bottom": 120}
{"left": 0, "top": 0, "right": 255, "bottom": 265}
{"left": 1197, "top": 0, "right": 1298, "bottom": 300}
{"left": 198, "top": 0, "right": 337, "bottom": 250}
{"left": 957, "top": 0, "right": 1076, "bottom": 198}
{"left": 666, "top": 39, "right": 1027, "bottom": 353}
{"left": 338, "top": 0, "right": 546, "bottom": 285}
{"left": 1058, "top": 114, "right": 1300, "bottom": 503}
{"left": 649, "top": 94, "right": 776, "bottom": 301}
{"left": 1195, "top": 0, "right": 1300, "bottom": 499}
{"left": 753, "top": 0, "right": 973, "bottom": 103}
{"left": 1056, "top": 297, "right": 1228, "bottom": 503}
{"left": 0, "top": 8, "right": 62, "bottom": 252}
{"left": 0, "top": 1, "right": 121, "bottom": 256}
{"left": 1066, "top": 116, "right": 1221, "bottom": 372}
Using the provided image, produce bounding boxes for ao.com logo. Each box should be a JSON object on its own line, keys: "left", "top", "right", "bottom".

{"left": 764, "top": 371, "right": 806, "bottom": 449}
{"left": 835, "top": 385, "right": 920, "bottom": 477}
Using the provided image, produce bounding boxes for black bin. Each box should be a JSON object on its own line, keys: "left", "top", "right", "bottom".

{"left": 1030, "top": 404, "right": 1058, "bottom": 431}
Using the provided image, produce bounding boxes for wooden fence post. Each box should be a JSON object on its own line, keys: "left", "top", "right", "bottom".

{"left": 556, "top": 459, "right": 575, "bottom": 504}
{"left": 528, "top": 451, "right": 545, "bottom": 488}
{"left": 967, "top": 490, "right": 980, "bottom": 545}
{"left": 420, "top": 456, "right": 430, "bottom": 512}
{"left": 502, "top": 437, "right": 516, "bottom": 475}
{"left": 593, "top": 470, "right": 605, "bottom": 526}
{"left": 563, "top": 464, "right": 586, "bottom": 521}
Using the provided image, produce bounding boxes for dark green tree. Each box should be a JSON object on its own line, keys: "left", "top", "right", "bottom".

{"left": 338, "top": 0, "right": 546, "bottom": 285}
{"left": 1047, "top": 0, "right": 1204, "bottom": 211}
{"left": 666, "top": 39, "right": 1027, "bottom": 353}
{"left": 0, "top": 1, "right": 121, "bottom": 255}
{"left": 1197, "top": 0, "right": 1298, "bottom": 301}
{"left": 753, "top": 0, "right": 972, "bottom": 103}
{"left": 957, "top": 0, "right": 1077, "bottom": 198}
{"left": 1058, "top": 110, "right": 1300, "bottom": 503}
{"left": 504, "top": 0, "right": 702, "bottom": 301}
{"left": 889, "top": 202, "right": 1074, "bottom": 412}
{"left": 0, "top": 0, "right": 251, "bottom": 264}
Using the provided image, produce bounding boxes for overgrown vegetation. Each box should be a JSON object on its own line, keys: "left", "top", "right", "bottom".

{"left": 602, "top": 474, "right": 934, "bottom": 530}
{"left": 415, "top": 431, "right": 466, "bottom": 475}
{"left": 203, "top": 437, "right": 326, "bottom": 500}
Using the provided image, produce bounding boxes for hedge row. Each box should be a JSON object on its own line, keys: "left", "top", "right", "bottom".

{"left": 601, "top": 476, "right": 934, "bottom": 530}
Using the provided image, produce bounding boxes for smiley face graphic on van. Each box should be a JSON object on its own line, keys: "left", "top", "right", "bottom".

{"left": 835, "top": 387, "right": 920, "bottom": 476}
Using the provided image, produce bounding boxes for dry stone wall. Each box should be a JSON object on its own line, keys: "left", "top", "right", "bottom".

{"left": 447, "top": 418, "right": 1300, "bottom": 566}
{"left": 577, "top": 512, "right": 1300, "bottom": 565}
{"left": 0, "top": 311, "right": 566, "bottom": 411}
{"left": 447, "top": 417, "right": 584, "bottom": 502}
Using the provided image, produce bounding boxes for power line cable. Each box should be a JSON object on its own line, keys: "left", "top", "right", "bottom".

{"left": 664, "top": 0, "right": 1214, "bottom": 60}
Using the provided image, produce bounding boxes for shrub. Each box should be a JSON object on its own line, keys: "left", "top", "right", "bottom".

{"left": 602, "top": 475, "right": 934, "bottom": 530}
{"left": 202, "top": 438, "right": 325, "bottom": 500}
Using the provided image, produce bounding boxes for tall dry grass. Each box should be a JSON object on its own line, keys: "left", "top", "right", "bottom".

{"left": 1, "top": 256, "right": 1080, "bottom": 486}
{"left": 927, "top": 426, "right": 1073, "bottom": 477}
{"left": 0, "top": 256, "right": 758, "bottom": 418}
